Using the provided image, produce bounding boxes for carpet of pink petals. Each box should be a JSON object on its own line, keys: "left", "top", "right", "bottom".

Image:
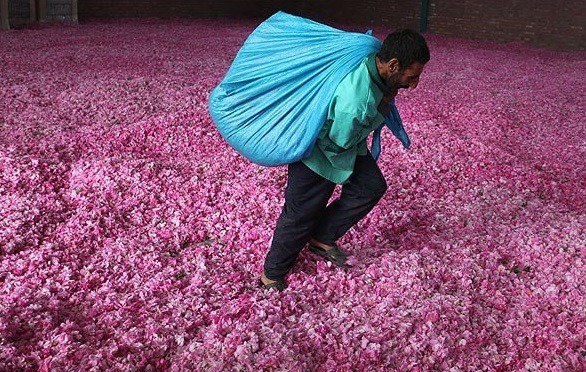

{"left": 1, "top": 18, "right": 585, "bottom": 371}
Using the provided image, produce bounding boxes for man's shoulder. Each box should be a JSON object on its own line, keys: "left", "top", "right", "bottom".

{"left": 332, "top": 61, "right": 378, "bottom": 115}
{"left": 338, "top": 57, "right": 371, "bottom": 88}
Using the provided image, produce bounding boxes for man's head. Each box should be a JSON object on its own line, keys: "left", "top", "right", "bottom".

{"left": 376, "top": 29, "right": 430, "bottom": 99}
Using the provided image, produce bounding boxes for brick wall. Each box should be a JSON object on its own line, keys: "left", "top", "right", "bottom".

{"left": 45, "top": 0, "right": 77, "bottom": 22}
{"left": 7, "top": 0, "right": 32, "bottom": 26}
{"left": 1, "top": 0, "right": 77, "bottom": 28}
{"left": 292, "top": 0, "right": 421, "bottom": 30}
{"left": 427, "top": 0, "right": 585, "bottom": 50}
{"left": 77, "top": 0, "right": 585, "bottom": 50}
{"left": 78, "top": 0, "right": 287, "bottom": 20}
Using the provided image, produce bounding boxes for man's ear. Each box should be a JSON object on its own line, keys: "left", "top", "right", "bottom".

{"left": 388, "top": 58, "right": 400, "bottom": 73}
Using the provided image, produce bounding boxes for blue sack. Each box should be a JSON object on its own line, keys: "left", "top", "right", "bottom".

{"left": 209, "top": 11, "right": 409, "bottom": 167}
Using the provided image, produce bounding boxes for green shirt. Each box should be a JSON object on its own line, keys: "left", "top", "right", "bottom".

{"left": 302, "top": 54, "right": 390, "bottom": 184}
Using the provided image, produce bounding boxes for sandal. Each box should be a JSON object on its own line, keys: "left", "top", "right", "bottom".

{"left": 260, "top": 271, "right": 287, "bottom": 291}
{"left": 308, "top": 244, "right": 348, "bottom": 267}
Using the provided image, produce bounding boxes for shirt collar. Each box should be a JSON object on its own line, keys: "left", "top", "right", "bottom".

{"left": 366, "top": 53, "right": 392, "bottom": 95}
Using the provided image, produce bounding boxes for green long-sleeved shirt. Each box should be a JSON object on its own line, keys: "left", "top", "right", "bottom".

{"left": 302, "top": 54, "right": 391, "bottom": 184}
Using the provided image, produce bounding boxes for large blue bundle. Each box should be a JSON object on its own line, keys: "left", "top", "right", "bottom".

{"left": 209, "top": 11, "right": 409, "bottom": 167}
{"left": 208, "top": 12, "right": 380, "bottom": 166}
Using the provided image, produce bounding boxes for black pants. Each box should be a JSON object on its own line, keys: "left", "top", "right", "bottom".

{"left": 263, "top": 153, "right": 388, "bottom": 280}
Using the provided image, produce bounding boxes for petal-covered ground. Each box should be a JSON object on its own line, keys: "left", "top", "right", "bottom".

{"left": 1, "top": 18, "right": 585, "bottom": 371}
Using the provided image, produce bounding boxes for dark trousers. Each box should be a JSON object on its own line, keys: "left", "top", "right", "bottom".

{"left": 263, "top": 153, "right": 388, "bottom": 280}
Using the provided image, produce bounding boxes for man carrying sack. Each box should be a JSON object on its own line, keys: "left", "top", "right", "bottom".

{"left": 261, "top": 30, "right": 430, "bottom": 290}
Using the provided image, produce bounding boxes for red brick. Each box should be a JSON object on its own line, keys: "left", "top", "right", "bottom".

{"left": 71, "top": 0, "right": 585, "bottom": 50}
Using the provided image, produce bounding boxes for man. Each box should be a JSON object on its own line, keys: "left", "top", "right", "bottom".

{"left": 261, "top": 29, "right": 430, "bottom": 290}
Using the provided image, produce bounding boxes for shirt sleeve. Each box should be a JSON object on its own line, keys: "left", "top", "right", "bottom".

{"left": 316, "top": 110, "right": 364, "bottom": 172}
{"left": 328, "top": 109, "right": 366, "bottom": 150}
{"left": 320, "top": 142, "right": 358, "bottom": 171}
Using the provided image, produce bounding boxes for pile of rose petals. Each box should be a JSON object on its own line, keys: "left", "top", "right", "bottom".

{"left": 1, "top": 18, "right": 584, "bottom": 371}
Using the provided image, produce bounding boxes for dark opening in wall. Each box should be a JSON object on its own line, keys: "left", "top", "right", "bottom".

{"left": 1, "top": 0, "right": 77, "bottom": 29}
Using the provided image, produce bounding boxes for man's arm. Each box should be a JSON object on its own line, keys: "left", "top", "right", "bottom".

{"left": 327, "top": 110, "right": 367, "bottom": 150}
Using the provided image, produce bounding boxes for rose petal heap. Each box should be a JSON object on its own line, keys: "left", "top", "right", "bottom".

{"left": 0, "top": 19, "right": 584, "bottom": 371}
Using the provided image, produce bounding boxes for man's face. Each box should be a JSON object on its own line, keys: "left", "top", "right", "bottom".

{"left": 380, "top": 59, "right": 425, "bottom": 100}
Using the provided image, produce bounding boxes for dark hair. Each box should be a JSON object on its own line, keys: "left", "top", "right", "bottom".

{"left": 378, "top": 29, "right": 430, "bottom": 70}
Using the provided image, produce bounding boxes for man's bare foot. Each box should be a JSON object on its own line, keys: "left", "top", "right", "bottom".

{"left": 309, "top": 238, "right": 335, "bottom": 251}
{"left": 308, "top": 239, "right": 348, "bottom": 267}
{"left": 261, "top": 271, "right": 278, "bottom": 286}
{"left": 260, "top": 271, "right": 286, "bottom": 291}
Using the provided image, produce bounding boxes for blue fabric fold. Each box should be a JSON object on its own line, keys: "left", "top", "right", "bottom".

{"left": 371, "top": 99, "right": 411, "bottom": 161}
